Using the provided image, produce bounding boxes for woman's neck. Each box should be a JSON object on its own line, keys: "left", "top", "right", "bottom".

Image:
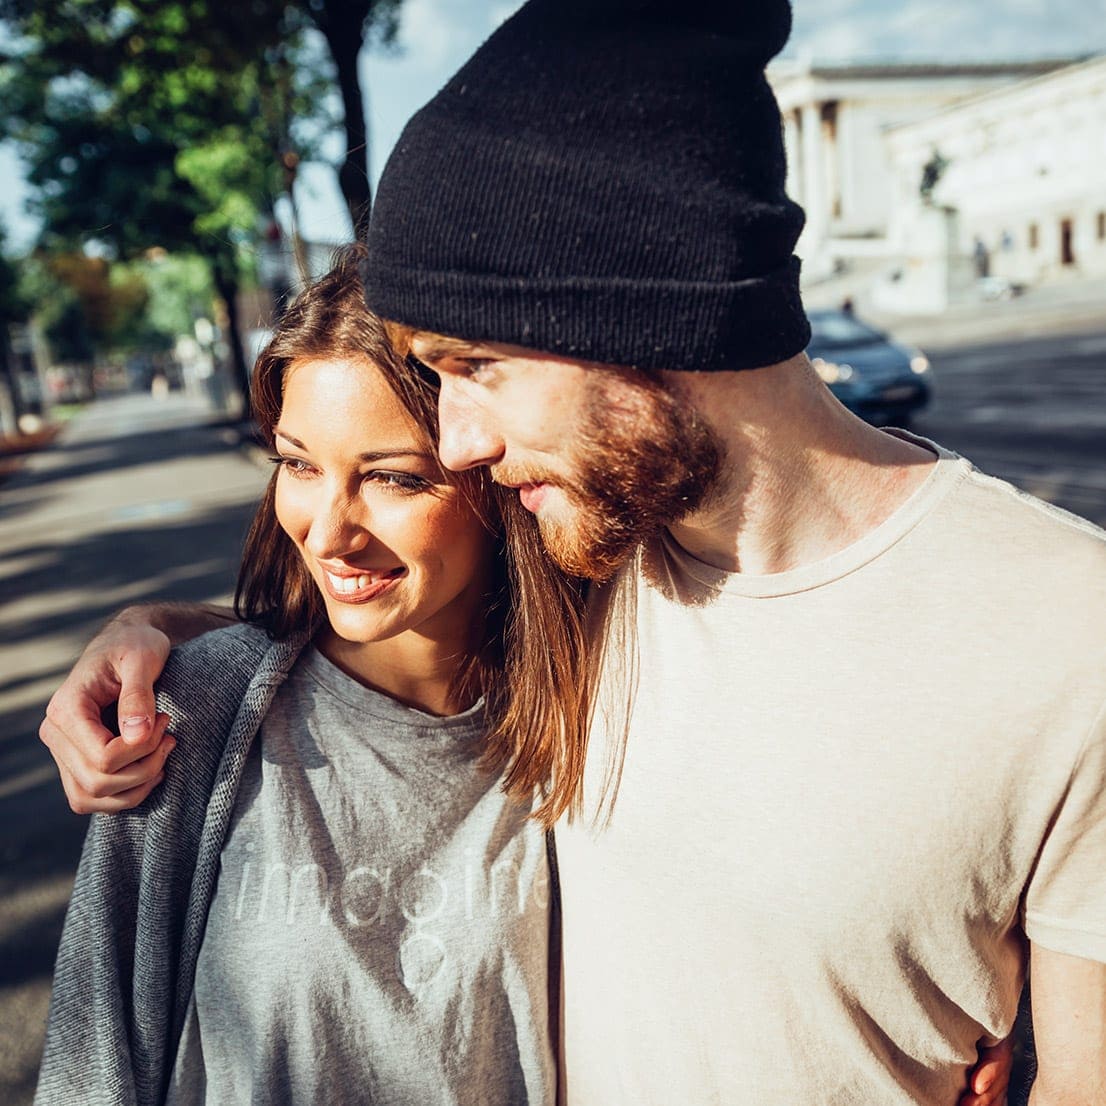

{"left": 315, "top": 628, "right": 479, "bottom": 717}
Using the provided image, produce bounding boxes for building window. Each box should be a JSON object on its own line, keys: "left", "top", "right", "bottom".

{"left": 1028, "top": 223, "right": 1039, "bottom": 251}
{"left": 1097, "top": 211, "right": 1106, "bottom": 241}
{"left": 1060, "top": 218, "right": 1075, "bottom": 266}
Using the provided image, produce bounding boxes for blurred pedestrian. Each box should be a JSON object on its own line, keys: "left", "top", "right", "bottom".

{"left": 973, "top": 235, "right": 992, "bottom": 279}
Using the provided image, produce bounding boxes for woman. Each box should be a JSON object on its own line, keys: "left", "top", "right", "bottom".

{"left": 36, "top": 247, "right": 591, "bottom": 1105}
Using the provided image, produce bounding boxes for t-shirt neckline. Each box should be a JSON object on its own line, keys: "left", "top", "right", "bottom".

{"left": 297, "top": 644, "right": 486, "bottom": 732}
{"left": 661, "top": 430, "right": 971, "bottom": 599}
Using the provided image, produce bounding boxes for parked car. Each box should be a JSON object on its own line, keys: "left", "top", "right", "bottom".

{"left": 806, "top": 308, "right": 932, "bottom": 427}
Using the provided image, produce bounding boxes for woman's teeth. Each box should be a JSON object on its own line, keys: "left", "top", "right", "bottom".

{"left": 325, "top": 570, "right": 399, "bottom": 593}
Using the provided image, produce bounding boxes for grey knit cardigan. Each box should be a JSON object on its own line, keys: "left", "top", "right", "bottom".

{"left": 35, "top": 623, "right": 309, "bottom": 1106}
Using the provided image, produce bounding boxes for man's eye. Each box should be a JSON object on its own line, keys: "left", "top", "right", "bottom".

{"left": 443, "top": 357, "right": 495, "bottom": 382}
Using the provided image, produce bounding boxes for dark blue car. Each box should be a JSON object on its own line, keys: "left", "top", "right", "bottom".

{"left": 806, "top": 309, "right": 932, "bottom": 427}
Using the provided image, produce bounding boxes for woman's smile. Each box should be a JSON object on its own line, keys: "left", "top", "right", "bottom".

{"left": 319, "top": 564, "right": 407, "bottom": 603}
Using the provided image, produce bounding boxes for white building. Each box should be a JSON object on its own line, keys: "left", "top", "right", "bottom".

{"left": 885, "top": 54, "right": 1106, "bottom": 286}
{"left": 768, "top": 58, "right": 1078, "bottom": 278}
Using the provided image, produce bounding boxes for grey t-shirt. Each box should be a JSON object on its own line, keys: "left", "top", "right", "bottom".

{"left": 166, "top": 646, "right": 554, "bottom": 1105}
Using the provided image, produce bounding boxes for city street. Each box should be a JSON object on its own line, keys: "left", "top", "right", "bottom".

{"left": 913, "top": 325, "right": 1106, "bottom": 528}
{"left": 1, "top": 322, "right": 1104, "bottom": 1101}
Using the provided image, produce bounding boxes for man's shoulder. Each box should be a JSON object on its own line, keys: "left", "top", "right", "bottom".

{"left": 935, "top": 461, "right": 1106, "bottom": 665}
{"left": 952, "top": 462, "right": 1106, "bottom": 576}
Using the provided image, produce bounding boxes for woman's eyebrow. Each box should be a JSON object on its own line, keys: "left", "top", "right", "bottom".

{"left": 274, "top": 429, "right": 306, "bottom": 449}
{"left": 356, "top": 449, "right": 435, "bottom": 462}
{"left": 274, "top": 430, "right": 432, "bottom": 464}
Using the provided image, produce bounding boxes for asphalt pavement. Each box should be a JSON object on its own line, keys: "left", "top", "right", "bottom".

{"left": 0, "top": 390, "right": 268, "bottom": 1102}
{"left": 912, "top": 327, "right": 1106, "bottom": 528}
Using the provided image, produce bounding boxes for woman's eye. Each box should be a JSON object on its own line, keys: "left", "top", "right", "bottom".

{"left": 368, "top": 471, "right": 432, "bottom": 493}
{"left": 271, "top": 456, "right": 314, "bottom": 478}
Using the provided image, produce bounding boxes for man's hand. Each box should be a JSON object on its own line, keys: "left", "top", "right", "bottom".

{"left": 40, "top": 613, "right": 175, "bottom": 813}
{"left": 40, "top": 602, "right": 237, "bottom": 813}
{"left": 959, "top": 1033, "right": 1014, "bottom": 1106}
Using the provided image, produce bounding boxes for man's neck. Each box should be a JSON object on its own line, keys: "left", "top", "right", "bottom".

{"left": 663, "top": 357, "right": 937, "bottom": 575}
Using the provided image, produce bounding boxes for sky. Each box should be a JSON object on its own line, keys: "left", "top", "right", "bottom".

{"left": 3, "top": 0, "right": 1105, "bottom": 251}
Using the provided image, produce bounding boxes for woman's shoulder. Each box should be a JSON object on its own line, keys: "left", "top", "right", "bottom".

{"left": 158, "top": 623, "right": 310, "bottom": 722}
{"left": 167, "top": 621, "right": 272, "bottom": 669}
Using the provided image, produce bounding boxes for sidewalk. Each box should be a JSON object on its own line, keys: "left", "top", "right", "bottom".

{"left": 874, "top": 275, "right": 1106, "bottom": 351}
{"left": 0, "top": 389, "right": 268, "bottom": 1105}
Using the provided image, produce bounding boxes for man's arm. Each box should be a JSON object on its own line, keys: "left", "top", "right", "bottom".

{"left": 1027, "top": 943, "right": 1106, "bottom": 1106}
{"left": 39, "top": 602, "right": 235, "bottom": 813}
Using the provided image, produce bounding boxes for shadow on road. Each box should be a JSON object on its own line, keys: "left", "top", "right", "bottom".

{"left": 0, "top": 417, "right": 257, "bottom": 525}
{"left": 0, "top": 413, "right": 263, "bottom": 1100}
{"left": 0, "top": 500, "right": 257, "bottom": 647}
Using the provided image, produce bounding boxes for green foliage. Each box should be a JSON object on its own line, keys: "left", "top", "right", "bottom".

{"left": 32, "top": 250, "right": 150, "bottom": 360}
{"left": 43, "top": 294, "right": 95, "bottom": 365}
{"left": 139, "top": 253, "right": 213, "bottom": 342}
{"left": 1, "top": 0, "right": 409, "bottom": 401}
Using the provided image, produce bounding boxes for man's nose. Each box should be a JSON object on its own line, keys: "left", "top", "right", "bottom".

{"left": 437, "top": 387, "right": 504, "bottom": 472}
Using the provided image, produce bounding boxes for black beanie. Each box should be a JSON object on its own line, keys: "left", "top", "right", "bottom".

{"left": 363, "top": 0, "right": 810, "bottom": 372}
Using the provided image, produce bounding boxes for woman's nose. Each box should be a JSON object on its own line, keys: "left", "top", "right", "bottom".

{"left": 304, "top": 488, "right": 368, "bottom": 560}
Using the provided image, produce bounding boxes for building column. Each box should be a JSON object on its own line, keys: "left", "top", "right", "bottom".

{"left": 801, "top": 101, "right": 826, "bottom": 251}
{"left": 783, "top": 109, "right": 802, "bottom": 205}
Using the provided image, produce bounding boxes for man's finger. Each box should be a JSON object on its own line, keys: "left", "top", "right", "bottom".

{"left": 116, "top": 653, "right": 161, "bottom": 745}
{"left": 958, "top": 1082, "right": 1008, "bottom": 1106}
{"left": 79, "top": 771, "right": 167, "bottom": 814}
{"left": 95, "top": 714, "right": 174, "bottom": 777}
{"left": 958, "top": 1033, "right": 1014, "bottom": 1106}
{"left": 962, "top": 1068, "right": 1009, "bottom": 1106}
{"left": 71, "top": 736, "right": 176, "bottom": 802}
{"left": 972, "top": 1057, "right": 1009, "bottom": 1094}
{"left": 972, "top": 1035, "right": 1013, "bottom": 1095}
{"left": 40, "top": 713, "right": 165, "bottom": 776}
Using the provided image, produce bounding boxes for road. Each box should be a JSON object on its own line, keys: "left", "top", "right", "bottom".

{"left": 0, "top": 391, "right": 267, "bottom": 1102}
{"left": 1, "top": 324, "right": 1104, "bottom": 1101}
{"left": 913, "top": 327, "right": 1106, "bottom": 528}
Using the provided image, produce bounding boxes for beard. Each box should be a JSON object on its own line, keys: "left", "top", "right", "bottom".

{"left": 518, "top": 371, "right": 723, "bottom": 582}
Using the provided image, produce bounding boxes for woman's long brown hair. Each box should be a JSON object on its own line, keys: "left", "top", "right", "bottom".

{"left": 235, "top": 244, "right": 592, "bottom": 826}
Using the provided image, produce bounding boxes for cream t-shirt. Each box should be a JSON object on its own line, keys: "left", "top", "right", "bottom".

{"left": 556, "top": 437, "right": 1106, "bottom": 1104}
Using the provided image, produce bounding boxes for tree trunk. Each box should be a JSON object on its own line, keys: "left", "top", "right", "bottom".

{"left": 0, "top": 329, "right": 27, "bottom": 430}
{"left": 318, "top": 22, "right": 370, "bottom": 233}
{"left": 211, "top": 261, "right": 252, "bottom": 421}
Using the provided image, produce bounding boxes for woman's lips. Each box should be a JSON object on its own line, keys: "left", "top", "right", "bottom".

{"left": 320, "top": 566, "right": 405, "bottom": 604}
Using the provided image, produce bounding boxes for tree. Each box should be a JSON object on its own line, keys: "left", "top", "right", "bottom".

{"left": 0, "top": 0, "right": 336, "bottom": 412}
{"left": 303, "top": 0, "right": 403, "bottom": 230}
{"left": 1, "top": 0, "right": 410, "bottom": 406}
{"left": 0, "top": 224, "right": 32, "bottom": 426}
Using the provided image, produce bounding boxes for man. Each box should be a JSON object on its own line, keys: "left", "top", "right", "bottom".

{"left": 42, "top": 1, "right": 1103, "bottom": 1102}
